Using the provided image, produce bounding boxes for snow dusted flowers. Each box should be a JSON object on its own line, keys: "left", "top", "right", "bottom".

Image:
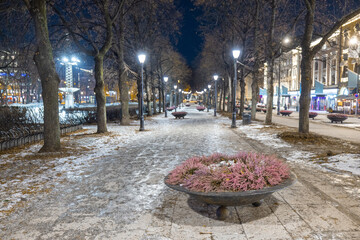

{"left": 166, "top": 152, "right": 290, "bottom": 192}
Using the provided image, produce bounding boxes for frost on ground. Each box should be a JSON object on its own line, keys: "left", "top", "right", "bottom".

{"left": 237, "top": 121, "right": 360, "bottom": 177}
{"left": 322, "top": 154, "right": 360, "bottom": 176}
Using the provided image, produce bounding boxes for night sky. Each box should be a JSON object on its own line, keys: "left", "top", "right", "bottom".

{"left": 175, "top": 0, "right": 203, "bottom": 66}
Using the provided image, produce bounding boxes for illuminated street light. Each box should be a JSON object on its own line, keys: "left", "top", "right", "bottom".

{"left": 138, "top": 53, "right": 146, "bottom": 131}
{"left": 164, "top": 76, "right": 168, "bottom": 117}
{"left": 214, "top": 75, "right": 219, "bottom": 116}
{"left": 231, "top": 49, "right": 240, "bottom": 128}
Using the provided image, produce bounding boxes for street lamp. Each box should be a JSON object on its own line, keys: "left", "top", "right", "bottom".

{"left": 277, "top": 37, "right": 291, "bottom": 115}
{"left": 179, "top": 89, "right": 182, "bottom": 109}
{"left": 204, "top": 88, "right": 207, "bottom": 106}
{"left": 59, "top": 56, "right": 80, "bottom": 108}
{"left": 138, "top": 53, "right": 146, "bottom": 131}
{"left": 232, "top": 49, "right": 240, "bottom": 128}
{"left": 207, "top": 84, "right": 211, "bottom": 112}
{"left": 163, "top": 76, "right": 168, "bottom": 117}
{"left": 213, "top": 75, "right": 219, "bottom": 116}
{"left": 174, "top": 85, "right": 177, "bottom": 112}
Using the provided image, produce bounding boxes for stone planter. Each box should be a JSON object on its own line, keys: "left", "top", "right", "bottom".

{"left": 309, "top": 112, "right": 318, "bottom": 119}
{"left": 171, "top": 112, "right": 188, "bottom": 119}
{"left": 165, "top": 173, "right": 296, "bottom": 220}
{"left": 166, "top": 107, "right": 175, "bottom": 112}
{"left": 196, "top": 106, "right": 206, "bottom": 111}
{"left": 327, "top": 114, "right": 348, "bottom": 123}
{"left": 280, "top": 110, "right": 293, "bottom": 116}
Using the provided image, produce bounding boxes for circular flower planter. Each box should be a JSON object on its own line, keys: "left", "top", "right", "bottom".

{"left": 165, "top": 174, "right": 295, "bottom": 219}
{"left": 280, "top": 110, "right": 292, "bottom": 116}
{"left": 166, "top": 107, "right": 175, "bottom": 112}
{"left": 196, "top": 106, "right": 206, "bottom": 111}
{"left": 165, "top": 152, "right": 295, "bottom": 220}
{"left": 309, "top": 112, "right": 318, "bottom": 119}
{"left": 171, "top": 111, "right": 188, "bottom": 119}
{"left": 327, "top": 114, "right": 348, "bottom": 123}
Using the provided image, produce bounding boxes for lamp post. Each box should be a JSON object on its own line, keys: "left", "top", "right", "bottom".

{"left": 207, "top": 84, "right": 211, "bottom": 112}
{"left": 138, "top": 54, "right": 146, "bottom": 131}
{"left": 174, "top": 85, "right": 177, "bottom": 112}
{"left": 59, "top": 56, "right": 80, "bottom": 108}
{"left": 204, "top": 88, "right": 207, "bottom": 106}
{"left": 232, "top": 49, "right": 240, "bottom": 128}
{"left": 163, "top": 76, "right": 168, "bottom": 117}
{"left": 213, "top": 75, "right": 218, "bottom": 116}
{"left": 178, "top": 89, "right": 182, "bottom": 109}
{"left": 277, "top": 37, "right": 291, "bottom": 115}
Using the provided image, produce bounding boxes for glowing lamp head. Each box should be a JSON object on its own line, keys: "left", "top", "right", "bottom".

{"left": 164, "top": 77, "right": 168, "bottom": 83}
{"left": 232, "top": 50, "right": 240, "bottom": 59}
{"left": 179, "top": 89, "right": 181, "bottom": 92}
{"left": 283, "top": 37, "right": 291, "bottom": 45}
{"left": 138, "top": 54, "right": 146, "bottom": 64}
{"left": 350, "top": 37, "right": 358, "bottom": 45}
{"left": 62, "top": 57, "right": 69, "bottom": 62}
{"left": 71, "top": 57, "right": 80, "bottom": 63}
{"left": 204, "top": 89, "right": 207, "bottom": 92}
{"left": 213, "top": 75, "right": 219, "bottom": 81}
{"left": 174, "top": 85, "right": 177, "bottom": 89}
{"left": 208, "top": 84, "right": 211, "bottom": 89}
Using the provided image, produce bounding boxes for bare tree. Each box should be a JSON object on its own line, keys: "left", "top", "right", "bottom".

{"left": 52, "top": 0, "right": 123, "bottom": 133}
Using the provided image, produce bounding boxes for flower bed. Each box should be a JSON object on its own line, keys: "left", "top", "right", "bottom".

{"left": 196, "top": 106, "right": 206, "bottom": 111}
{"left": 166, "top": 152, "right": 290, "bottom": 192}
{"left": 171, "top": 111, "right": 187, "bottom": 119}
{"left": 280, "top": 110, "right": 292, "bottom": 116}
{"left": 309, "top": 112, "right": 318, "bottom": 119}
{"left": 166, "top": 106, "right": 175, "bottom": 111}
{"left": 327, "top": 114, "right": 348, "bottom": 123}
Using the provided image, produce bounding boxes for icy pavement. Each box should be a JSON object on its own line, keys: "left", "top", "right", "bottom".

{"left": 1, "top": 105, "right": 360, "bottom": 239}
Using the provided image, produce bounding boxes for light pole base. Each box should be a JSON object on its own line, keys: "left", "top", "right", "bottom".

{"left": 231, "top": 124, "right": 237, "bottom": 128}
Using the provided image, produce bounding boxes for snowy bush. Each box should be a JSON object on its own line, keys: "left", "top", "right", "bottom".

{"left": 166, "top": 152, "right": 290, "bottom": 192}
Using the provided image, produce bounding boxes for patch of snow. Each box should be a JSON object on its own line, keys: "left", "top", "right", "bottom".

{"left": 321, "top": 154, "right": 360, "bottom": 176}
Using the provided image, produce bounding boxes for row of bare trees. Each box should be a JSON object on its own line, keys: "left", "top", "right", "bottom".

{"left": 0, "top": 0, "right": 191, "bottom": 152}
{"left": 194, "top": 0, "right": 360, "bottom": 134}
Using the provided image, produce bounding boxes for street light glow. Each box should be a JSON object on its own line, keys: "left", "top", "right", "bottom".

{"left": 138, "top": 54, "right": 146, "bottom": 64}
{"left": 283, "top": 37, "right": 291, "bottom": 44}
{"left": 204, "top": 89, "right": 207, "bottom": 92}
{"left": 62, "top": 57, "right": 69, "bottom": 62}
{"left": 350, "top": 37, "right": 358, "bottom": 45}
{"left": 213, "top": 75, "right": 219, "bottom": 81}
{"left": 174, "top": 85, "right": 177, "bottom": 89}
{"left": 208, "top": 84, "right": 211, "bottom": 89}
{"left": 232, "top": 50, "right": 240, "bottom": 59}
{"left": 179, "top": 89, "right": 181, "bottom": 92}
{"left": 71, "top": 57, "right": 80, "bottom": 63}
{"left": 164, "top": 76, "right": 168, "bottom": 82}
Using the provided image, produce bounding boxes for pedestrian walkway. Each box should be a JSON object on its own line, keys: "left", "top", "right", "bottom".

{"left": 1, "top": 105, "right": 359, "bottom": 239}
{"left": 256, "top": 111, "right": 360, "bottom": 144}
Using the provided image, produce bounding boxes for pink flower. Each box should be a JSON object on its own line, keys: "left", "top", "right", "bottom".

{"left": 165, "top": 152, "right": 290, "bottom": 192}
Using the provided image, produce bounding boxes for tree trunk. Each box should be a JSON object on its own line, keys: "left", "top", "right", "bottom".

{"left": 94, "top": 55, "right": 108, "bottom": 133}
{"left": 152, "top": 86, "right": 157, "bottom": 114}
{"left": 299, "top": 54, "right": 312, "bottom": 133}
{"left": 227, "top": 76, "right": 232, "bottom": 112}
{"left": 239, "top": 68, "right": 245, "bottom": 116}
{"left": 119, "top": 69, "right": 130, "bottom": 125}
{"left": 27, "top": 0, "right": 61, "bottom": 152}
{"left": 299, "top": 0, "right": 315, "bottom": 133}
{"left": 223, "top": 83, "right": 226, "bottom": 111}
{"left": 251, "top": 71, "right": 259, "bottom": 119}
{"left": 265, "top": 59, "right": 275, "bottom": 124}
{"left": 145, "top": 73, "right": 152, "bottom": 116}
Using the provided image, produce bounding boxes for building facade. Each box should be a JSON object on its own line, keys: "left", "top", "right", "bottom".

{"left": 263, "top": 14, "right": 360, "bottom": 113}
